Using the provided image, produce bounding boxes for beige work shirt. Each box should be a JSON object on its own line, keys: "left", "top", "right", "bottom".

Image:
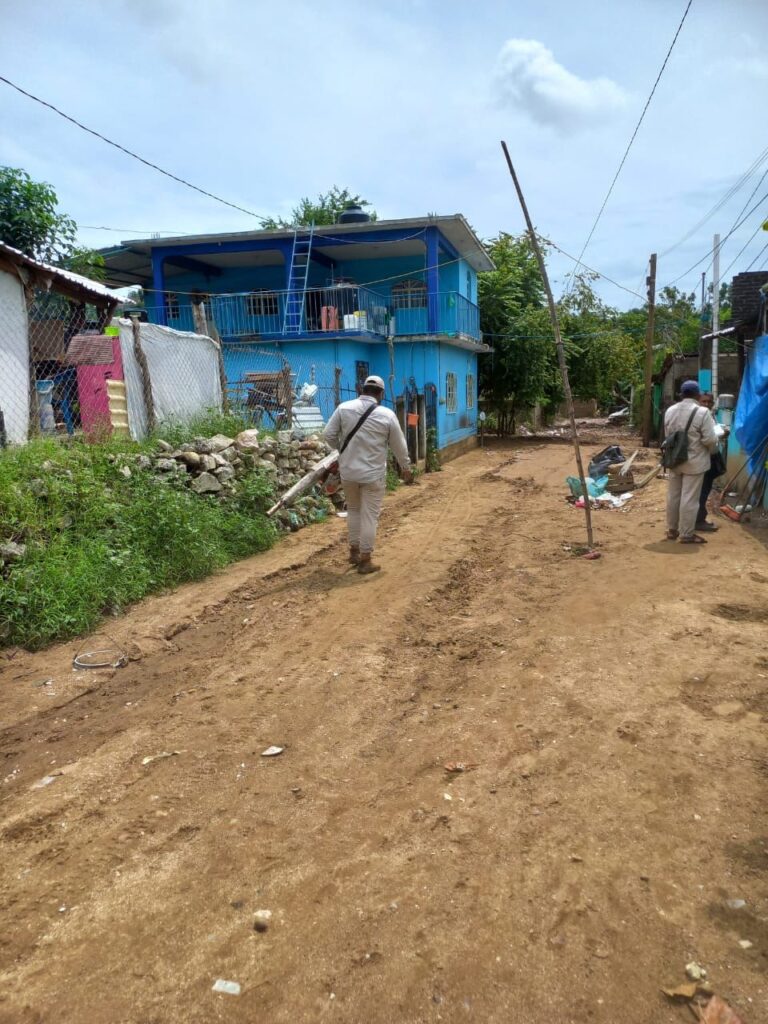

{"left": 663, "top": 398, "right": 718, "bottom": 474}
{"left": 324, "top": 396, "right": 411, "bottom": 484}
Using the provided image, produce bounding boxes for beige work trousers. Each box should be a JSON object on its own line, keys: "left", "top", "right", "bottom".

{"left": 343, "top": 479, "right": 386, "bottom": 553}
{"left": 666, "top": 470, "right": 705, "bottom": 539}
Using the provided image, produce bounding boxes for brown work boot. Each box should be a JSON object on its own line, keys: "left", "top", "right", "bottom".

{"left": 357, "top": 552, "right": 381, "bottom": 575}
{"left": 349, "top": 545, "right": 360, "bottom": 565}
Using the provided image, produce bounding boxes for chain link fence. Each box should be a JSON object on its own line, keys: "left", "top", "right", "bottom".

{"left": 1, "top": 290, "right": 366, "bottom": 446}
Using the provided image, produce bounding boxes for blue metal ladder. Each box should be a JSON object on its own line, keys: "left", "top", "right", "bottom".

{"left": 282, "top": 225, "right": 314, "bottom": 334}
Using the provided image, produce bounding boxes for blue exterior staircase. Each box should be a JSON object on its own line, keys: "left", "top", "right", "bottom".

{"left": 282, "top": 225, "right": 314, "bottom": 334}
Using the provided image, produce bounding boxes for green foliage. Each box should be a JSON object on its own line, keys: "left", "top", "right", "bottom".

{"left": 0, "top": 165, "right": 103, "bottom": 280}
{"left": 478, "top": 233, "right": 561, "bottom": 431}
{"left": 425, "top": 428, "right": 442, "bottom": 473}
{"left": 157, "top": 409, "right": 254, "bottom": 449}
{"left": 0, "top": 166, "right": 75, "bottom": 262}
{"left": 0, "top": 434, "right": 276, "bottom": 649}
{"left": 386, "top": 456, "right": 401, "bottom": 492}
{"left": 260, "top": 186, "right": 377, "bottom": 228}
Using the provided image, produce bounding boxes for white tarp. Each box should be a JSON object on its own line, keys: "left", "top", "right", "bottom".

{"left": 0, "top": 269, "right": 30, "bottom": 444}
{"left": 118, "top": 320, "right": 223, "bottom": 440}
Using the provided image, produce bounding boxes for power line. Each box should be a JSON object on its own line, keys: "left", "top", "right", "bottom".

{"left": 721, "top": 220, "right": 768, "bottom": 280}
{"left": 660, "top": 142, "right": 768, "bottom": 257}
{"left": 0, "top": 74, "right": 266, "bottom": 221}
{"left": 80, "top": 224, "right": 194, "bottom": 235}
{"left": 540, "top": 236, "right": 645, "bottom": 301}
{"left": 567, "top": 0, "right": 694, "bottom": 290}
{"left": 746, "top": 240, "right": 768, "bottom": 272}
{"left": 663, "top": 187, "right": 768, "bottom": 287}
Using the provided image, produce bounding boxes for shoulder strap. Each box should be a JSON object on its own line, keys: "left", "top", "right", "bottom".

{"left": 684, "top": 408, "right": 699, "bottom": 433}
{"left": 339, "top": 402, "right": 377, "bottom": 455}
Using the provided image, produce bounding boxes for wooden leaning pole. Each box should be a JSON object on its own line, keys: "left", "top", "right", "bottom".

{"left": 500, "top": 141, "right": 595, "bottom": 552}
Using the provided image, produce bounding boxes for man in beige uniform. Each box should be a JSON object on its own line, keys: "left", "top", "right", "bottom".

{"left": 664, "top": 379, "right": 719, "bottom": 544}
{"left": 324, "top": 375, "right": 412, "bottom": 574}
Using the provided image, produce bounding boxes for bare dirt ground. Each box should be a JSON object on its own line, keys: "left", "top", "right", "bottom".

{"left": 1, "top": 439, "right": 766, "bottom": 1024}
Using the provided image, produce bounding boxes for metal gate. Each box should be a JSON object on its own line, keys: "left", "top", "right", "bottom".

{"left": 424, "top": 382, "right": 438, "bottom": 438}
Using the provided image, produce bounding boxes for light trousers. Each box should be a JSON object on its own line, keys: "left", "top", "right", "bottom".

{"left": 343, "top": 479, "right": 386, "bottom": 553}
{"left": 666, "top": 470, "right": 705, "bottom": 538}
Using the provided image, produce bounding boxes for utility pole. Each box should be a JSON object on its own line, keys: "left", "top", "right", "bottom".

{"left": 711, "top": 232, "right": 720, "bottom": 402}
{"left": 500, "top": 141, "right": 594, "bottom": 552}
{"left": 641, "top": 253, "right": 657, "bottom": 448}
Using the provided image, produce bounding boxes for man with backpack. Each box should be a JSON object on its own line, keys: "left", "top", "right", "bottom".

{"left": 324, "top": 375, "right": 413, "bottom": 574}
{"left": 663, "top": 379, "right": 719, "bottom": 545}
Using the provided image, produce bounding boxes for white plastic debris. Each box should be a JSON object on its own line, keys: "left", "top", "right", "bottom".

{"left": 261, "top": 746, "right": 284, "bottom": 757}
{"left": 738, "top": 939, "right": 753, "bottom": 950}
{"left": 212, "top": 979, "right": 241, "bottom": 996}
{"left": 31, "top": 774, "right": 60, "bottom": 789}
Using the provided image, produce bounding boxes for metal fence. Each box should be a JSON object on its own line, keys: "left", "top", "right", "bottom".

{"left": 1, "top": 290, "right": 370, "bottom": 446}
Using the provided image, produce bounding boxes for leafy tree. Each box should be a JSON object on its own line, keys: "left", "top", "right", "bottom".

{"left": 260, "top": 186, "right": 377, "bottom": 228}
{"left": 0, "top": 166, "right": 76, "bottom": 262}
{"left": 478, "top": 232, "right": 560, "bottom": 432}
{"left": 64, "top": 246, "right": 106, "bottom": 282}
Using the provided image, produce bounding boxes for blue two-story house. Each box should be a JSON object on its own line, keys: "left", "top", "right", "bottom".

{"left": 101, "top": 211, "right": 493, "bottom": 461}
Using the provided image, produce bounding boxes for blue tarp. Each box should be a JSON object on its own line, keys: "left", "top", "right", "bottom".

{"left": 734, "top": 333, "right": 768, "bottom": 477}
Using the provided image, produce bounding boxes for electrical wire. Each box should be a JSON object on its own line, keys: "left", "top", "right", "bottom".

{"left": 0, "top": 74, "right": 267, "bottom": 220}
{"left": 566, "top": 0, "right": 694, "bottom": 291}
{"left": 746, "top": 240, "right": 768, "bottom": 271}
{"left": 660, "top": 142, "right": 768, "bottom": 257}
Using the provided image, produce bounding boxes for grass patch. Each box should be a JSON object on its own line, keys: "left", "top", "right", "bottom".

{"left": 0, "top": 433, "right": 277, "bottom": 649}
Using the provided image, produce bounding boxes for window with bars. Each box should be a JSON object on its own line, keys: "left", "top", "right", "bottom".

{"left": 246, "top": 290, "right": 279, "bottom": 317}
{"left": 164, "top": 292, "right": 180, "bottom": 319}
{"left": 466, "top": 373, "right": 475, "bottom": 409}
{"left": 446, "top": 372, "right": 457, "bottom": 413}
{"left": 392, "top": 279, "right": 427, "bottom": 309}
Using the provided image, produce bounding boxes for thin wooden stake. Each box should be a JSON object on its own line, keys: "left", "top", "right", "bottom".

{"left": 500, "top": 141, "right": 594, "bottom": 550}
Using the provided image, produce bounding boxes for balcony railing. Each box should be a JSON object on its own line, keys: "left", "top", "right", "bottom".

{"left": 148, "top": 288, "right": 481, "bottom": 341}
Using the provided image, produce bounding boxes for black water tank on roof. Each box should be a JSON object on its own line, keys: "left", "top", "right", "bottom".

{"left": 338, "top": 204, "right": 371, "bottom": 224}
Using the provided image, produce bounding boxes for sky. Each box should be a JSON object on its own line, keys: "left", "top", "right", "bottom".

{"left": 1, "top": 0, "right": 767, "bottom": 308}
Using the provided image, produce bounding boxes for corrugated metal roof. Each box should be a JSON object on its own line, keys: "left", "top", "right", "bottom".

{"left": 0, "top": 241, "right": 120, "bottom": 303}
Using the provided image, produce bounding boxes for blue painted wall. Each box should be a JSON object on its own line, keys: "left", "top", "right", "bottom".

{"left": 222, "top": 336, "right": 477, "bottom": 450}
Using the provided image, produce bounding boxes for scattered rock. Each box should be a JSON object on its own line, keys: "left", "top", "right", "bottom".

{"left": 29, "top": 478, "right": 48, "bottom": 497}
{"left": 215, "top": 466, "right": 236, "bottom": 483}
{"left": 154, "top": 459, "right": 177, "bottom": 472}
{"left": 235, "top": 429, "right": 260, "bottom": 451}
{"left": 200, "top": 455, "right": 217, "bottom": 473}
{"left": 135, "top": 455, "right": 152, "bottom": 471}
{"left": 177, "top": 451, "right": 202, "bottom": 469}
{"left": 0, "top": 541, "right": 26, "bottom": 562}
{"left": 190, "top": 472, "right": 222, "bottom": 494}
{"left": 212, "top": 979, "right": 241, "bottom": 996}
{"left": 686, "top": 962, "right": 707, "bottom": 982}
{"left": 726, "top": 899, "right": 746, "bottom": 910}
{"left": 119, "top": 465, "right": 132, "bottom": 479}
{"left": 155, "top": 439, "right": 173, "bottom": 452}
{"left": 207, "top": 434, "right": 236, "bottom": 453}
{"left": 737, "top": 939, "right": 753, "bottom": 950}
{"left": 254, "top": 909, "right": 272, "bottom": 932}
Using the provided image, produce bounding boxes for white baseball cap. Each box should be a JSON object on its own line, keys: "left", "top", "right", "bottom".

{"left": 364, "top": 375, "right": 386, "bottom": 391}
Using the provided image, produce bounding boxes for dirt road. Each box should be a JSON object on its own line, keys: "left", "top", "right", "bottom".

{"left": 1, "top": 441, "right": 766, "bottom": 1023}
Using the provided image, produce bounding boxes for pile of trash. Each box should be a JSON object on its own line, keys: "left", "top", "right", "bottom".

{"left": 566, "top": 446, "right": 638, "bottom": 510}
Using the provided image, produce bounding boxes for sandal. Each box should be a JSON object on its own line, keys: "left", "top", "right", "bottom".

{"left": 680, "top": 534, "right": 707, "bottom": 544}
{"left": 665, "top": 530, "right": 679, "bottom": 540}
{"left": 695, "top": 521, "right": 719, "bottom": 533}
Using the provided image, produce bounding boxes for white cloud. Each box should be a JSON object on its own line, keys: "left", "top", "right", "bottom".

{"left": 494, "top": 39, "right": 628, "bottom": 131}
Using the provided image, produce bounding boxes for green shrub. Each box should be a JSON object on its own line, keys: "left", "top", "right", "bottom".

{"left": 0, "top": 433, "right": 277, "bottom": 649}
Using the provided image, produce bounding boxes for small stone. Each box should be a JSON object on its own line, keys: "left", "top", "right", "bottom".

{"left": 207, "top": 434, "right": 235, "bottom": 453}
{"left": 215, "top": 466, "right": 236, "bottom": 483}
{"left": 738, "top": 939, "right": 753, "bottom": 950}
{"left": 119, "top": 465, "right": 132, "bottom": 479}
{"left": 29, "top": 478, "right": 48, "bottom": 497}
{"left": 190, "top": 472, "right": 222, "bottom": 494}
{"left": 154, "top": 458, "right": 177, "bottom": 472}
{"left": 135, "top": 455, "right": 152, "bottom": 471}
{"left": 200, "top": 455, "right": 217, "bottom": 472}
{"left": 235, "top": 429, "right": 260, "bottom": 451}
{"left": 0, "top": 541, "right": 26, "bottom": 562}
{"left": 253, "top": 909, "right": 272, "bottom": 932}
{"left": 177, "top": 451, "right": 202, "bottom": 468}
{"left": 570, "top": 854, "right": 583, "bottom": 863}
{"left": 640, "top": 874, "right": 650, "bottom": 882}
{"left": 726, "top": 899, "right": 746, "bottom": 910}
{"left": 685, "top": 962, "right": 707, "bottom": 981}
{"left": 156, "top": 439, "right": 173, "bottom": 452}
